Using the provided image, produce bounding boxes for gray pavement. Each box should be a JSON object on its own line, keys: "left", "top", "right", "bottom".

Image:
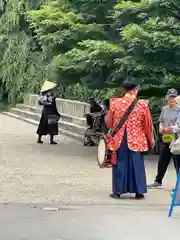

{"left": 0, "top": 203, "right": 180, "bottom": 240}
{"left": 0, "top": 114, "right": 180, "bottom": 239}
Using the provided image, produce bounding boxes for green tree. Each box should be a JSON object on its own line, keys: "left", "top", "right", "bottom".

{"left": 27, "top": 0, "right": 118, "bottom": 91}
{"left": 0, "top": 0, "right": 49, "bottom": 103}
{"left": 118, "top": 0, "right": 180, "bottom": 97}
{"left": 1, "top": 0, "right": 180, "bottom": 104}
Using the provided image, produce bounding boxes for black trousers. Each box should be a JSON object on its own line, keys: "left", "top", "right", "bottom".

{"left": 155, "top": 142, "right": 180, "bottom": 184}
{"left": 174, "top": 155, "right": 180, "bottom": 176}
{"left": 86, "top": 114, "right": 104, "bottom": 130}
{"left": 86, "top": 115, "right": 93, "bottom": 128}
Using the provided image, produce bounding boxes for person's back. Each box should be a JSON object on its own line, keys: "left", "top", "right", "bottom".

{"left": 107, "top": 93, "right": 153, "bottom": 153}
{"left": 105, "top": 76, "right": 154, "bottom": 200}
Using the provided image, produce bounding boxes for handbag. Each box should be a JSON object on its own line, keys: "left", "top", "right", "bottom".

{"left": 97, "top": 99, "right": 138, "bottom": 168}
{"left": 170, "top": 137, "right": 180, "bottom": 155}
{"left": 162, "top": 133, "right": 175, "bottom": 143}
{"left": 48, "top": 114, "right": 59, "bottom": 124}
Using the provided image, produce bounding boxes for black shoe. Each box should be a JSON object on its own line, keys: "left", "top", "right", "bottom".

{"left": 135, "top": 194, "right": 144, "bottom": 200}
{"left": 110, "top": 193, "right": 120, "bottom": 199}
{"left": 37, "top": 140, "right": 43, "bottom": 144}
{"left": 50, "top": 141, "right": 58, "bottom": 145}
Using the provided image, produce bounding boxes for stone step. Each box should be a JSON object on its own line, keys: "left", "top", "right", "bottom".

{"left": 10, "top": 108, "right": 86, "bottom": 138}
{"left": 3, "top": 111, "right": 84, "bottom": 142}
{"left": 16, "top": 104, "right": 86, "bottom": 126}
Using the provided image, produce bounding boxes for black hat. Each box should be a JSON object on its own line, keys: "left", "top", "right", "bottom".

{"left": 166, "top": 88, "right": 178, "bottom": 97}
{"left": 122, "top": 76, "right": 140, "bottom": 89}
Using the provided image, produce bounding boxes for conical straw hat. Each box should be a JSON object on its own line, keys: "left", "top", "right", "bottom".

{"left": 176, "top": 96, "right": 180, "bottom": 105}
{"left": 40, "top": 80, "right": 57, "bottom": 93}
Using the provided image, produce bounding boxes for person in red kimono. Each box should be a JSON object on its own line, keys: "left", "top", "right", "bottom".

{"left": 105, "top": 76, "right": 154, "bottom": 199}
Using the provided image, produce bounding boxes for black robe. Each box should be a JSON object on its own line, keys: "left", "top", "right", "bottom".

{"left": 37, "top": 96, "right": 60, "bottom": 136}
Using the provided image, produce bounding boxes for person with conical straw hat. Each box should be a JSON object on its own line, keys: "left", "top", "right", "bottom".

{"left": 40, "top": 80, "right": 57, "bottom": 93}
{"left": 36, "top": 80, "right": 60, "bottom": 144}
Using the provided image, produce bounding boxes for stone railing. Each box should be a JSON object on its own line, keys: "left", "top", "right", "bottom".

{"left": 24, "top": 94, "right": 90, "bottom": 118}
{"left": 20, "top": 94, "right": 90, "bottom": 140}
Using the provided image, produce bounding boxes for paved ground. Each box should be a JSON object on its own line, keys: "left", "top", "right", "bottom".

{"left": 0, "top": 114, "right": 180, "bottom": 239}
{"left": 0, "top": 203, "right": 180, "bottom": 240}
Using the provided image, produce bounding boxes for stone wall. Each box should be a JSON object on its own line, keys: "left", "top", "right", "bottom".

{"left": 24, "top": 94, "right": 90, "bottom": 118}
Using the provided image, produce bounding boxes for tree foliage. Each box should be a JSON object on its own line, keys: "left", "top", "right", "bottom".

{"left": 119, "top": 0, "right": 180, "bottom": 96}
{"left": 0, "top": 0, "right": 48, "bottom": 103}
{"left": 0, "top": 0, "right": 180, "bottom": 103}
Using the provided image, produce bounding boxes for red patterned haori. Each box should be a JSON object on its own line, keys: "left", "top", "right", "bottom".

{"left": 105, "top": 89, "right": 154, "bottom": 165}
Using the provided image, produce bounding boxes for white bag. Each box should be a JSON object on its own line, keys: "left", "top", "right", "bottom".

{"left": 170, "top": 137, "right": 180, "bottom": 155}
